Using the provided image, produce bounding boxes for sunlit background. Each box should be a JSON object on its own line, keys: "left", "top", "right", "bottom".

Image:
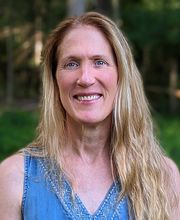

{"left": 0, "top": 0, "right": 179, "bottom": 167}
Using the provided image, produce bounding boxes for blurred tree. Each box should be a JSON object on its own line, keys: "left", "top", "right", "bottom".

{"left": 121, "top": 0, "right": 180, "bottom": 112}
{"left": 6, "top": 27, "right": 14, "bottom": 105}
{"left": 0, "top": 0, "right": 34, "bottom": 104}
{"left": 34, "top": 0, "right": 43, "bottom": 66}
{"left": 0, "top": 0, "right": 66, "bottom": 104}
{"left": 67, "top": 0, "right": 86, "bottom": 16}
{"left": 95, "top": 0, "right": 113, "bottom": 17}
{"left": 112, "top": 0, "right": 120, "bottom": 24}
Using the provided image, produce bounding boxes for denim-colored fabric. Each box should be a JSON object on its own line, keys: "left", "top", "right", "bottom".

{"left": 22, "top": 155, "right": 132, "bottom": 220}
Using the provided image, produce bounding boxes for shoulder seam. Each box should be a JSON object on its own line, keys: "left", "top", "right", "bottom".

{"left": 21, "top": 154, "right": 29, "bottom": 214}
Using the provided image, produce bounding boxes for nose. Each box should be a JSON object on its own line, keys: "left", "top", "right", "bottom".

{"left": 77, "top": 64, "right": 95, "bottom": 87}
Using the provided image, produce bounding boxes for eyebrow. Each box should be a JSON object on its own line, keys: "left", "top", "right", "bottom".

{"left": 60, "top": 54, "right": 110, "bottom": 62}
{"left": 59, "top": 56, "right": 81, "bottom": 64}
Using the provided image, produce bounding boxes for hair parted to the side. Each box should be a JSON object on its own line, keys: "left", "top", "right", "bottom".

{"left": 28, "top": 12, "right": 177, "bottom": 220}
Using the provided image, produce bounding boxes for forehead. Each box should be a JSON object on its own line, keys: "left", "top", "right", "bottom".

{"left": 58, "top": 25, "right": 113, "bottom": 58}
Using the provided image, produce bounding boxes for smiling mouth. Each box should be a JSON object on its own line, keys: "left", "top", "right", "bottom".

{"left": 74, "top": 94, "right": 102, "bottom": 101}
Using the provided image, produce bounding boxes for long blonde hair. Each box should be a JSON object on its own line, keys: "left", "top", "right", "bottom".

{"left": 29, "top": 12, "right": 177, "bottom": 219}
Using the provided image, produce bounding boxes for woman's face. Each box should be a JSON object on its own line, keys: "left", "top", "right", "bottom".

{"left": 56, "top": 25, "right": 118, "bottom": 125}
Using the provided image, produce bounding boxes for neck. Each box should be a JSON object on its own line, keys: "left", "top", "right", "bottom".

{"left": 63, "top": 115, "right": 112, "bottom": 163}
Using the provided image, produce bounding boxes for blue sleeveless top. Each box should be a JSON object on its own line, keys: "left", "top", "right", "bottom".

{"left": 22, "top": 155, "right": 133, "bottom": 219}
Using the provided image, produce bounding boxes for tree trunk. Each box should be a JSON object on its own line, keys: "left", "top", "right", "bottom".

{"left": 141, "top": 45, "right": 150, "bottom": 80}
{"left": 6, "top": 27, "right": 14, "bottom": 105}
{"left": 112, "top": 0, "right": 120, "bottom": 25}
{"left": 34, "top": 0, "right": 43, "bottom": 66}
{"left": 169, "top": 58, "right": 178, "bottom": 113}
{"left": 34, "top": 28, "right": 43, "bottom": 66}
{"left": 67, "top": 0, "right": 86, "bottom": 16}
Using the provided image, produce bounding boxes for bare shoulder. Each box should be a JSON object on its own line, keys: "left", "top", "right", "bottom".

{"left": 164, "top": 157, "right": 180, "bottom": 220}
{"left": 0, "top": 153, "right": 24, "bottom": 220}
{"left": 164, "top": 157, "right": 180, "bottom": 186}
{"left": 0, "top": 153, "right": 24, "bottom": 172}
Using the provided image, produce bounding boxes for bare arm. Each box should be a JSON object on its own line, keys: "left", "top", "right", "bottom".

{"left": 0, "top": 154, "right": 24, "bottom": 220}
{"left": 165, "top": 157, "right": 180, "bottom": 220}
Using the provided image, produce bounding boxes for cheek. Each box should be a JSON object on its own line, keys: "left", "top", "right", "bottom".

{"left": 103, "top": 72, "right": 118, "bottom": 92}
{"left": 56, "top": 77, "right": 68, "bottom": 106}
{"left": 56, "top": 79, "right": 70, "bottom": 110}
{"left": 56, "top": 73, "right": 71, "bottom": 93}
{"left": 56, "top": 74, "right": 77, "bottom": 108}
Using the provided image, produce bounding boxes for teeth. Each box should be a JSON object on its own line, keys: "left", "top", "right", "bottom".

{"left": 77, "top": 95, "right": 100, "bottom": 101}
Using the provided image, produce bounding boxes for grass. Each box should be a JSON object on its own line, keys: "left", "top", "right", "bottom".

{"left": 154, "top": 114, "right": 180, "bottom": 168}
{"left": 0, "top": 109, "right": 179, "bottom": 168}
{"left": 0, "top": 109, "right": 38, "bottom": 161}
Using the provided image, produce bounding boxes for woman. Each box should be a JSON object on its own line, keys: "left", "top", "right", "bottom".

{"left": 0, "top": 12, "right": 179, "bottom": 220}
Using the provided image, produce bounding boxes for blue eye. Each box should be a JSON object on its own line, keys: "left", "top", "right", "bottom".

{"left": 64, "top": 62, "right": 79, "bottom": 70}
{"left": 95, "top": 60, "right": 107, "bottom": 67}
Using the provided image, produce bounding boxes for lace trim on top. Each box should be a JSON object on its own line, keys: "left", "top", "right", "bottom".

{"left": 38, "top": 157, "right": 128, "bottom": 220}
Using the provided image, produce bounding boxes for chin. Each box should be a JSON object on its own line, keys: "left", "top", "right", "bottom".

{"left": 76, "top": 117, "right": 100, "bottom": 125}
{"left": 67, "top": 110, "right": 112, "bottom": 126}
{"left": 76, "top": 114, "right": 111, "bottom": 126}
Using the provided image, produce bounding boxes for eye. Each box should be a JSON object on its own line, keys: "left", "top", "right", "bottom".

{"left": 64, "top": 61, "right": 79, "bottom": 70}
{"left": 94, "top": 60, "right": 108, "bottom": 67}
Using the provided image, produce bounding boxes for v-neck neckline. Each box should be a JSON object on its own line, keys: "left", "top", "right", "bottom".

{"left": 65, "top": 177, "right": 118, "bottom": 216}
{"left": 39, "top": 157, "right": 128, "bottom": 219}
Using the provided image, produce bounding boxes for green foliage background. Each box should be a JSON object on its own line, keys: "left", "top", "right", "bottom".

{"left": 0, "top": 110, "right": 38, "bottom": 161}
{"left": 0, "top": 109, "right": 179, "bottom": 168}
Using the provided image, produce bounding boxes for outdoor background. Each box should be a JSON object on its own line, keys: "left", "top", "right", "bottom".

{"left": 0, "top": 0, "right": 179, "bottom": 167}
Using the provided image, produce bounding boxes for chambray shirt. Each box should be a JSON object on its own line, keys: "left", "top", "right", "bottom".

{"left": 22, "top": 155, "right": 133, "bottom": 219}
